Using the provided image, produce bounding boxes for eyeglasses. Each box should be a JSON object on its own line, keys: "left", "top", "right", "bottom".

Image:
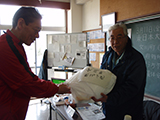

{"left": 108, "top": 35, "right": 126, "bottom": 42}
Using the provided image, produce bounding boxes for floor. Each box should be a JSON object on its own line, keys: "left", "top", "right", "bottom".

{"left": 25, "top": 98, "right": 63, "bottom": 120}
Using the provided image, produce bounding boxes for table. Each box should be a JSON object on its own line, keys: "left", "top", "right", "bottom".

{"left": 47, "top": 96, "right": 105, "bottom": 120}
{"left": 48, "top": 98, "right": 82, "bottom": 120}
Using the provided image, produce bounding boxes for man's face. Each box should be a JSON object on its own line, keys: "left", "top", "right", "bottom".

{"left": 20, "top": 19, "right": 41, "bottom": 46}
{"left": 109, "top": 27, "right": 128, "bottom": 56}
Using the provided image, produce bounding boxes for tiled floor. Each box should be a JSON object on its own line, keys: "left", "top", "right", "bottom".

{"left": 25, "top": 98, "right": 63, "bottom": 120}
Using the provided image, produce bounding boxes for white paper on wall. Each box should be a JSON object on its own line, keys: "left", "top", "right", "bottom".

{"left": 75, "top": 49, "right": 86, "bottom": 59}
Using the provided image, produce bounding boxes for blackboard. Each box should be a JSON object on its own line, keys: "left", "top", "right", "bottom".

{"left": 127, "top": 18, "right": 160, "bottom": 98}
{"left": 47, "top": 33, "right": 88, "bottom": 68}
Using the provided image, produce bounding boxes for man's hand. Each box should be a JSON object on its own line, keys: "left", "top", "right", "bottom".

{"left": 57, "top": 83, "right": 71, "bottom": 94}
{"left": 91, "top": 93, "right": 108, "bottom": 102}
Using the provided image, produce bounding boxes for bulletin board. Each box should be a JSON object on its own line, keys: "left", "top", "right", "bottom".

{"left": 88, "top": 39, "right": 105, "bottom": 68}
{"left": 47, "top": 33, "right": 88, "bottom": 68}
{"left": 86, "top": 30, "right": 105, "bottom": 68}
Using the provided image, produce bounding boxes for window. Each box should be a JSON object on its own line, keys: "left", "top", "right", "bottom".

{"left": 39, "top": 7, "right": 65, "bottom": 27}
{"left": 0, "top": 5, "right": 66, "bottom": 75}
{"left": 0, "top": 5, "right": 20, "bottom": 25}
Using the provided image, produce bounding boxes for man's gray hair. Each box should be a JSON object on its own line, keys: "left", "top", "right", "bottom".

{"left": 108, "top": 22, "right": 128, "bottom": 36}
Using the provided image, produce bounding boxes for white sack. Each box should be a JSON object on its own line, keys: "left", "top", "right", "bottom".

{"left": 65, "top": 66, "right": 117, "bottom": 101}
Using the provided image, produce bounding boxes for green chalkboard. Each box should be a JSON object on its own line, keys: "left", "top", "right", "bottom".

{"left": 127, "top": 18, "right": 160, "bottom": 98}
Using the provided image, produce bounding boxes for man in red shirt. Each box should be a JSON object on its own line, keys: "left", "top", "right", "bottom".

{"left": 0, "top": 7, "right": 70, "bottom": 120}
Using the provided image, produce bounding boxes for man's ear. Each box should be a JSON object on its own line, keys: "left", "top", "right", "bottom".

{"left": 125, "top": 36, "right": 128, "bottom": 43}
{"left": 17, "top": 18, "right": 25, "bottom": 30}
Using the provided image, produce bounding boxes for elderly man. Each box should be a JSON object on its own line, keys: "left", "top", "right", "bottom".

{"left": 92, "top": 23, "right": 146, "bottom": 120}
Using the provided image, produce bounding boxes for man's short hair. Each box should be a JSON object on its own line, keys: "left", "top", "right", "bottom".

{"left": 12, "top": 6, "right": 42, "bottom": 28}
{"left": 108, "top": 22, "right": 128, "bottom": 36}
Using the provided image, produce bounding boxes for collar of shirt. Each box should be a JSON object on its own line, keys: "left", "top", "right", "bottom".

{"left": 6, "top": 29, "right": 22, "bottom": 45}
{"left": 112, "top": 51, "right": 125, "bottom": 69}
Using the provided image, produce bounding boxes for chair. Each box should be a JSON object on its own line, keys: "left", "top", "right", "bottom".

{"left": 38, "top": 49, "right": 49, "bottom": 103}
{"left": 143, "top": 100, "right": 160, "bottom": 120}
{"left": 38, "top": 49, "right": 48, "bottom": 81}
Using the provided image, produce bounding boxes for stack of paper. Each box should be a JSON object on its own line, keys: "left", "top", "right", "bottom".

{"left": 76, "top": 103, "right": 105, "bottom": 120}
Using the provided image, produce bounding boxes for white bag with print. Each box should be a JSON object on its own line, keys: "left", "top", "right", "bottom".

{"left": 65, "top": 66, "right": 117, "bottom": 102}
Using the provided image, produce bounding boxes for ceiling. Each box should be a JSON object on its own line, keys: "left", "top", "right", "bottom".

{"left": 0, "top": 0, "right": 71, "bottom": 9}
{"left": 0, "top": 0, "right": 89, "bottom": 9}
{"left": 75, "top": 0, "right": 90, "bottom": 4}
{"left": 46, "top": 0, "right": 90, "bottom": 4}
{"left": 45, "top": 0, "right": 70, "bottom": 2}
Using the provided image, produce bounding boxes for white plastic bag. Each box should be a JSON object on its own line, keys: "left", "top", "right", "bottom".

{"left": 65, "top": 66, "right": 117, "bottom": 102}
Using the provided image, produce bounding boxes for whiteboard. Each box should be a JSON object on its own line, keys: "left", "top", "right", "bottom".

{"left": 47, "top": 33, "right": 88, "bottom": 68}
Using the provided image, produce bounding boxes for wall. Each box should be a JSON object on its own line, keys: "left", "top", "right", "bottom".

{"left": 100, "top": 0, "right": 160, "bottom": 23}
{"left": 70, "top": 0, "right": 82, "bottom": 33}
{"left": 72, "top": 0, "right": 160, "bottom": 31}
{"left": 82, "top": 0, "right": 101, "bottom": 31}
{"left": 69, "top": 0, "right": 100, "bottom": 32}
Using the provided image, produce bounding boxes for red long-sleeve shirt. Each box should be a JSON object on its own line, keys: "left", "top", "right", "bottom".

{"left": 0, "top": 30, "right": 58, "bottom": 120}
